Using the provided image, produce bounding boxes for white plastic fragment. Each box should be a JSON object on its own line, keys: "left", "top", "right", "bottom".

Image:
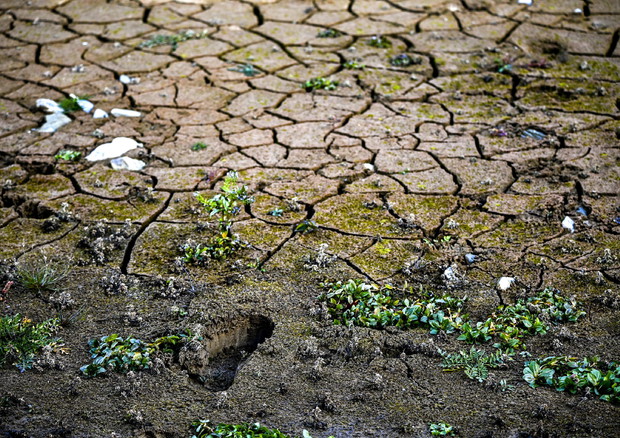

{"left": 34, "top": 112, "right": 72, "bottom": 133}
{"left": 518, "top": 0, "right": 532, "bottom": 5}
{"left": 119, "top": 74, "right": 140, "bottom": 85}
{"left": 36, "top": 98, "right": 63, "bottom": 113}
{"left": 111, "top": 108, "right": 142, "bottom": 118}
{"left": 110, "top": 156, "right": 146, "bottom": 171}
{"left": 363, "top": 163, "right": 375, "bottom": 172}
{"left": 497, "top": 277, "right": 515, "bottom": 291}
{"left": 77, "top": 99, "right": 94, "bottom": 113}
{"left": 86, "top": 137, "right": 143, "bottom": 161}
{"left": 443, "top": 266, "right": 458, "bottom": 283}
{"left": 93, "top": 109, "right": 108, "bottom": 119}
{"left": 562, "top": 216, "right": 575, "bottom": 233}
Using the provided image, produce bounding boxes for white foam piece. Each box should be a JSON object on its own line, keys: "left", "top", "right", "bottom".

{"left": 86, "top": 137, "right": 143, "bottom": 161}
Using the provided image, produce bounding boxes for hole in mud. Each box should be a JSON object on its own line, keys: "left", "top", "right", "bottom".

{"left": 179, "top": 315, "right": 274, "bottom": 391}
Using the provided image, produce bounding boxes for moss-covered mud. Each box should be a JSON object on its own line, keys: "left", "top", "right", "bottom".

{"left": 1, "top": 0, "right": 619, "bottom": 437}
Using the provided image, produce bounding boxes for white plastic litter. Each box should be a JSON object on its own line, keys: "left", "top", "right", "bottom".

{"left": 497, "top": 277, "right": 515, "bottom": 291}
{"left": 443, "top": 266, "right": 458, "bottom": 283}
{"left": 111, "top": 108, "right": 142, "bottom": 118}
{"left": 562, "top": 216, "right": 575, "bottom": 233}
{"left": 86, "top": 137, "right": 143, "bottom": 161}
{"left": 35, "top": 112, "right": 72, "bottom": 133}
{"left": 77, "top": 99, "right": 94, "bottom": 113}
{"left": 363, "top": 163, "right": 375, "bottom": 172}
{"left": 36, "top": 98, "right": 64, "bottom": 113}
{"left": 93, "top": 109, "right": 108, "bottom": 119}
{"left": 119, "top": 74, "right": 140, "bottom": 85}
{"left": 110, "top": 156, "right": 146, "bottom": 171}
{"left": 518, "top": 0, "right": 532, "bottom": 5}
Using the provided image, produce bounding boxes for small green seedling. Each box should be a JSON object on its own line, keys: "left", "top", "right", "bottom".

{"left": 317, "top": 29, "right": 342, "bottom": 38}
{"left": 139, "top": 29, "right": 209, "bottom": 50}
{"left": 343, "top": 60, "right": 366, "bottom": 70}
{"left": 367, "top": 35, "right": 391, "bottom": 48}
{"left": 303, "top": 77, "right": 339, "bottom": 92}
{"left": 267, "top": 208, "right": 284, "bottom": 217}
{"left": 54, "top": 150, "right": 82, "bottom": 161}
{"left": 0, "top": 314, "right": 61, "bottom": 372}
{"left": 429, "top": 422, "right": 455, "bottom": 436}
{"left": 58, "top": 96, "right": 83, "bottom": 113}
{"left": 389, "top": 54, "right": 422, "bottom": 67}
{"left": 192, "top": 171, "right": 254, "bottom": 261}
{"left": 295, "top": 219, "right": 319, "bottom": 234}
{"left": 191, "top": 142, "right": 208, "bottom": 151}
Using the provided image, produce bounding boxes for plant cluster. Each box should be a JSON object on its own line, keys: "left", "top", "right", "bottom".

{"left": 429, "top": 422, "right": 455, "bottom": 436}
{"left": 191, "top": 421, "right": 289, "bottom": 438}
{"left": 187, "top": 172, "right": 254, "bottom": 262}
{"left": 139, "top": 29, "right": 209, "bottom": 50}
{"left": 0, "top": 314, "right": 61, "bottom": 372}
{"left": 54, "top": 150, "right": 82, "bottom": 161}
{"left": 295, "top": 219, "right": 319, "bottom": 234}
{"left": 317, "top": 28, "right": 342, "bottom": 38}
{"left": 80, "top": 333, "right": 184, "bottom": 377}
{"left": 17, "top": 259, "right": 68, "bottom": 293}
{"left": 457, "top": 288, "right": 585, "bottom": 352}
{"left": 191, "top": 142, "right": 208, "bottom": 151}
{"left": 58, "top": 96, "right": 84, "bottom": 113}
{"left": 389, "top": 54, "right": 422, "bottom": 67}
{"left": 367, "top": 35, "right": 391, "bottom": 48}
{"left": 319, "top": 280, "right": 466, "bottom": 331}
{"left": 343, "top": 60, "right": 365, "bottom": 70}
{"left": 440, "top": 347, "right": 507, "bottom": 382}
{"left": 524, "top": 356, "right": 620, "bottom": 403}
{"left": 303, "top": 77, "right": 339, "bottom": 92}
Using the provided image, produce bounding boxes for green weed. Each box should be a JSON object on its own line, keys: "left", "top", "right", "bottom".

{"left": 303, "top": 77, "right": 339, "bottom": 92}
{"left": 319, "top": 280, "right": 465, "bottom": 332}
{"left": 191, "top": 171, "right": 254, "bottom": 261}
{"left": 191, "top": 142, "right": 208, "bottom": 151}
{"left": 80, "top": 333, "right": 185, "bottom": 377}
{"left": 17, "top": 260, "right": 69, "bottom": 293}
{"left": 0, "top": 314, "right": 61, "bottom": 372}
{"left": 523, "top": 356, "right": 620, "bottom": 403}
{"left": 429, "top": 422, "right": 455, "bottom": 436}
{"left": 139, "top": 29, "right": 209, "bottom": 50}
{"left": 343, "top": 60, "right": 366, "bottom": 70}
{"left": 54, "top": 150, "right": 82, "bottom": 161}
{"left": 440, "top": 347, "right": 507, "bottom": 382}
{"left": 367, "top": 35, "right": 391, "bottom": 48}
{"left": 317, "top": 29, "right": 342, "bottom": 38}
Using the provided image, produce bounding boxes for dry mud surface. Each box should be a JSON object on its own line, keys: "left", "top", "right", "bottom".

{"left": 0, "top": 0, "right": 619, "bottom": 437}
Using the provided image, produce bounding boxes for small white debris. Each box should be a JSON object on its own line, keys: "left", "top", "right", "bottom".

{"left": 36, "top": 98, "right": 64, "bottom": 113}
{"left": 111, "top": 108, "right": 142, "bottom": 118}
{"left": 574, "top": 8, "right": 582, "bottom": 14}
{"left": 86, "top": 137, "right": 143, "bottom": 161}
{"left": 119, "top": 74, "right": 140, "bottom": 85}
{"left": 70, "top": 64, "right": 85, "bottom": 73}
{"left": 518, "top": 0, "right": 532, "bottom": 4}
{"left": 497, "top": 277, "right": 515, "bottom": 291}
{"left": 363, "top": 163, "right": 375, "bottom": 172}
{"left": 77, "top": 99, "right": 94, "bottom": 113}
{"left": 562, "top": 216, "right": 575, "bottom": 233}
{"left": 443, "top": 265, "right": 458, "bottom": 283}
{"left": 92, "top": 109, "right": 108, "bottom": 119}
{"left": 34, "top": 113, "right": 72, "bottom": 133}
{"left": 110, "top": 157, "right": 146, "bottom": 171}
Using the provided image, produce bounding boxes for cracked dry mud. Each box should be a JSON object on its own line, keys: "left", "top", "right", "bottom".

{"left": 0, "top": 0, "right": 619, "bottom": 437}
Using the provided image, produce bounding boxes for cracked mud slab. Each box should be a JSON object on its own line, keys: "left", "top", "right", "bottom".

{"left": 0, "top": 0, "right": 619, "bottom": 437}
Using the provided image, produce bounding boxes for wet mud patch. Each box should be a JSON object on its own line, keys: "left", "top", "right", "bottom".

{"left": 180, "top": 315, "right": 274, "bottom": 391}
